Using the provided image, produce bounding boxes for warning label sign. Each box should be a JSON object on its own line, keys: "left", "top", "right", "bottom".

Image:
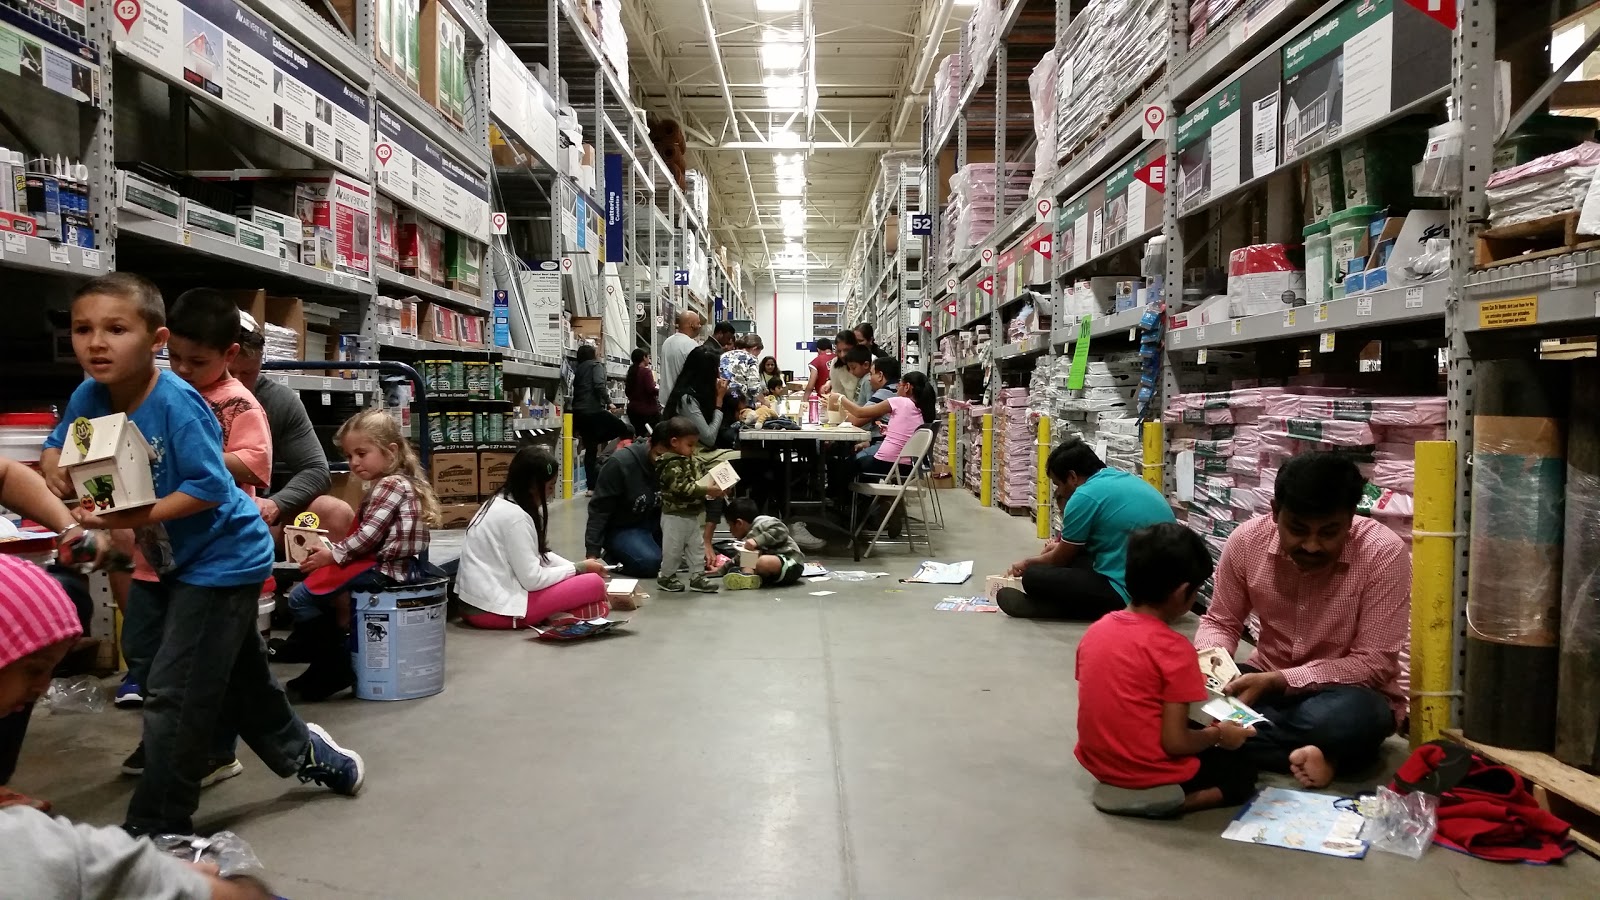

{"left": 1477, "top": 296, "right": 1538, "bottom": 329}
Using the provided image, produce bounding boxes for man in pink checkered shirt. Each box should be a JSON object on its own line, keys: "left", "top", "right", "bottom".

{"left": 1194, "top": 452, "right": 1409, "bottom": 789}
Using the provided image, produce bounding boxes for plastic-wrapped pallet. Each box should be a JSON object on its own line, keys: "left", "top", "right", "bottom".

{"left": 931, "top": 54, "right": 964, "bottom": 138}
{"left": 1029, "top": 50, "right": 1059, "bottom": 196}
{"left": 950, "top": 163, "right": 1033, "bottom": 250}
{"left": 1054, "top": 0, "right": 1168, "bottom": 162}
{"left": 1486, "top": 142, "right": 1600, "bottom": 229}
{"left": 995, "top": 388, "right": 1036, "bottom": 509}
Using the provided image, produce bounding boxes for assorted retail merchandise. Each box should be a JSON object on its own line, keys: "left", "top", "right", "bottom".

{"left": 1, "top": 150, "right": 95, "bottom": 249}
{"left": 993, "top": 388, "right": 1035, "bottom": 510}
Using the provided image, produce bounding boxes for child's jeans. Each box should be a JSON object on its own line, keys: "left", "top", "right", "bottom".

{"left": 125, "top": 578, "right": 313, "bottom": 836}
{"left": 286, "top": 569, "right": 393, "bottom": 623}
{"left": 659, "top": 512, "right": 706, "bottom": 578}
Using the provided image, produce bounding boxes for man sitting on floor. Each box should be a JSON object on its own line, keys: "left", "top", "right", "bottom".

{"left": 1193, "top": 451, "right": 1409, "bottom": 789}
{"left": 998, "top": 440, "right": 1174, "bottom": 621}
{"left": 585, "top": 432, "right": 667, "bottom": 577}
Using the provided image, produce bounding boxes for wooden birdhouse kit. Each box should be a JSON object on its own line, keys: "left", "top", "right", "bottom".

{"left": 59, "top": 414, "right": 157, "bottom": 512}
{"left": 284, "top": 511, "right": 335, "bottom": 564}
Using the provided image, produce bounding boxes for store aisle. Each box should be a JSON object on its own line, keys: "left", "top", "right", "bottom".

{"left": 16, "top": 491, "right": 1598, "bottom": 898}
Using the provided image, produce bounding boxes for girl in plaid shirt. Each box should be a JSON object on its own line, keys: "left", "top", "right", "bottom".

{"left": 288, "top": 410, "right": 441, "bottom": 700}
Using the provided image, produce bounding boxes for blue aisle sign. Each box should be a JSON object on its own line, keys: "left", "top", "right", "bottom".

{"left": 605, "top": 153, "right": 625, "bottom": 262}
{"left": 674, "top": 269, "right": 690, "bottom": 286}
{"left": 910, "top": 213, "right": 933, "bottom": 236}
{"left": 575, "top": 195, "right": 587, "bottom": 250}
{"left": 493, "top": 290, "right": 511, "bottom": 347}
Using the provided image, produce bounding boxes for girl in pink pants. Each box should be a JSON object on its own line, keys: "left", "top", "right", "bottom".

{"left": 454, "top": 447, "right": 613, "bottom": 629}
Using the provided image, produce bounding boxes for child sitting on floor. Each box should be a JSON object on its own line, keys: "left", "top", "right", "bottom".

{"left": 289, "top": 408, "right": 440, "bottom": 700}
{"left": 654, "top": 416, "right": 725, "bottom": 593}
{"left": 721, "top": 498, "right": 805, "bottom": 591}
{"left": 1074, "top": 522, "right": 1257, "bottom": 815}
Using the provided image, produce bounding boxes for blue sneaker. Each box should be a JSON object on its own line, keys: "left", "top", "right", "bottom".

{"left": 113, "top": 678, "right": 143, "bottom": 709}
{"left": 297, "top": 723, "right": 365, "bottom": 796}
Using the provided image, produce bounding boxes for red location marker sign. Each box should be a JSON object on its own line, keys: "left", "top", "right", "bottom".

{"left": 561, "top": 256, "right": 574, "bottom": 273}
{"left": 1404, "top": 0, "right": 1456, "bottom": 30}
{"left": 1031, "top": 234, "right": 1053, "bottom": 259}
{"left": 1135, "top": 155, "right": 1167, "bottom": 193}
{"left": 945, "top": 300, "right": 957, "bottom": 316}
{"left": 114, "top": 0, "right": 142, "bottom": 37}
{"left": 375, "top": 143, "right": 394, "bottom": 166}
{"left": 978, "top": 276, "right": 994, "bottom": 296}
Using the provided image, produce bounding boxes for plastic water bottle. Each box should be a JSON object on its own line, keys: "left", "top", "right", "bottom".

{"left": 807, "top": 396, "right": 820, "bottom": 424}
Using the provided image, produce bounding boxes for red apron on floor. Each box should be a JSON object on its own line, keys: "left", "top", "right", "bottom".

{"left": 301, "top": 559, "right": 378, "bottom": 595}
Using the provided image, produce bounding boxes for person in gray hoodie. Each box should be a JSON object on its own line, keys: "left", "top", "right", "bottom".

{"left": 571, "top": 344, "right": 632, "bottom": 494}
{"left": 584, "top": 428, "right": 669, "bottom": 576}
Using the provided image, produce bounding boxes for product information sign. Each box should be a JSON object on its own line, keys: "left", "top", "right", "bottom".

{"left": 375, "top": 104, "right": 489, "bottom": 241}
{"left": 1056, "top": 196, "right": 1089, "bottom": 272}
{"left": 114, "top": 0, "right": 370, "bottom": 179}
{"left": 1280, "top": 0, "right": 1450, "bottom": 163}
{"left": 1175, "top": 57, "right": 1282, "bottom": 214}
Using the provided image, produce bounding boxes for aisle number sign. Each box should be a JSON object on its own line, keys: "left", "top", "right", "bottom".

{"left": 910, "top": 213, "right": 933, "bottom": 236}
{"left": 1477, "top": 296, "right": 1538, "bottom": 329}
{"left": 114, "top": 0, "right": 372, "bottom": 180}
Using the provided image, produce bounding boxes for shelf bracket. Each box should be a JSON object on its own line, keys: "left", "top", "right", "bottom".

{"left": 1499, "top": 23, "right": 1600, "bottom": 143}
{"left": 314, "top": 0, "right": 354, "bottom": 39}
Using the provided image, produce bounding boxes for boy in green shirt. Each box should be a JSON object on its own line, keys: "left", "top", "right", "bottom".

{"left": 654, "top": 417, "right": 724, "bottom": 593}
{"left": 722, "top": 498, "right": 805, "bottom": 590}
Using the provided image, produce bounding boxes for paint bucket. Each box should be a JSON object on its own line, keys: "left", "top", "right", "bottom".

{"left": 351, "top": 578, "right": 448, "bottom": 701}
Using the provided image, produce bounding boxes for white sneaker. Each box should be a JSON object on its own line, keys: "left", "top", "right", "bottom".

{"left": 200, "top": 759, "right": 244, "bottom": 788}
{"left": 791, "top": 522, "right": 827, "bottom": 551}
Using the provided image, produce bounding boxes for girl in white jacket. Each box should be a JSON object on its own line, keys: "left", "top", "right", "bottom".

{"left": 455, "top": 447, "right": 611, "bottom": 629}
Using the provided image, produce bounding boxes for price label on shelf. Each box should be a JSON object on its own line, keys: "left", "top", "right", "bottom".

{"left": 180, "top": 229, "right": 191, "bottom": 246}
{"left": 82, "top": 249, "right": 100, "bottom": 269}
{"left": 1128, "top": 327, "right": 1137, "bottom": 340}
{"left": 1405, "top": 287, "right": 1424, "bottom": 309}
{"left": 4, "top": 233, "right": 26, "bottom": 254}
{"left": 1231, "top": 319, "right": 1242, "bottom": 336}
{"left": 1197, "top": 349, "right": 1209, "bottom": 364}
{"left": 49, "top": 244, "right": 70, "bottom": 264}
{"left": 1314, "top": 303, "right": 1329, "bottom": 323}
{"left": 321, "top": 392, "right": 332, "bottom": 406}
{"left": 1196, "top": 325, "right": 1206, "bottom": 341}
{"left": 278, "top": 258, "right": 290, "bottom": 272}
{"left": 1283, "top": 309, "right": 1296, "bottom": 328}
{"left": 355, "top": 393, "right": 365, "bottom": 406}
{"left": 321, "top": 378, "right": 332, "bottom": 390}
{"left": 1172, "top": 330, "right": 1182, "bottom": 346}
{"left": 1319, "top": 332, "right": 1335, "bottom": 353}
{"left": 1356, "top": 297, "right": 1373, "bottom": 317}
{"left": 1551, "top": 260, "right": 1578, "bottom": 289}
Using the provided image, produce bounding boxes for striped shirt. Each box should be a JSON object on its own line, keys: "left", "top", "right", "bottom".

{"left": 0, "top": 555, "right": 82, "bottom": 668}
{"left": 1193, "top": 514, "right": 1412, "bottom": 721}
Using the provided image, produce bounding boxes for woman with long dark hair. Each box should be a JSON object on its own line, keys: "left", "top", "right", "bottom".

{"left": 625, "top": 348, "right": 660, "bottom": 436}
{"left": 662, "top": 344, "right": 730, "bottom": 569}
{"left": 456, "top": 446, "right": 614, "bottom": 629}
{"left": 758, "top": 355, "right": 781, "bottom": 386}
{"left": 571, "top": 344, "right": 631, "bottom": 496}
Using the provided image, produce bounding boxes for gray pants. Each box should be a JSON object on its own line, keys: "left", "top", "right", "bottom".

{"left": 660, "top": 512, "right": 706, "bottom": 579}
{"left": 127, "top": 579, "right": 313, "bottom": 836}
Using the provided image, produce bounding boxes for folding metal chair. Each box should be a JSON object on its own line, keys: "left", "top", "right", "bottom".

{"left": 848, "top": 428, "right": 937, "bottom": 560}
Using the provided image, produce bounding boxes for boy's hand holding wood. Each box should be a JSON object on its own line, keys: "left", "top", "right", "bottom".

{"left": 299, "top": 545, "right": 336, "bottom": 573}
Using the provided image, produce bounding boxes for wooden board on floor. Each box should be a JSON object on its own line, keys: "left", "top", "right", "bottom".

{"left": 1445, "top": 729, "right": 1600, "bottom": 857}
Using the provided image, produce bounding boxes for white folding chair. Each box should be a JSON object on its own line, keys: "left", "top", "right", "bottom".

{"left": 848, "top": 428, "right": 937, "bottom": 560}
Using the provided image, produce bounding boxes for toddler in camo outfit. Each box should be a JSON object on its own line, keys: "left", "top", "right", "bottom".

{"left": 654, "top": 417, "right": 724, "bottom": 593}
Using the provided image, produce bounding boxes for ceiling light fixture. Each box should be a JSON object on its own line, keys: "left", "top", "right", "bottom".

{"left": 755, "top": 0, "right": 801, "bottom": 10}
{"left": 760, "top": 42, "right": 804, "bottom": 70}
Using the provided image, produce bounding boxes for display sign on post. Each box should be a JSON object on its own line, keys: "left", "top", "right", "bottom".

{"left": 1067, "top": 317, "right": 1094, "bottom": 389}
{"left": 604, "top": 153, "right": 624, "bottom": 263}
{"left": 375, "top": 104, "right": 490, "bottom": 240}
{"left": 910, "top": 213, "right": 933, "bottom": 236}
{"left": 674, "top": 269, "right": 690, "bottom": 286}
{"left": 114, "top": 0, "right": 370, "bottom": 179}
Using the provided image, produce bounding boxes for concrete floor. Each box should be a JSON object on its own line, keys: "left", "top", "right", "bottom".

{"left": 16, "top": 490, "right": 1598, "bottom": 898}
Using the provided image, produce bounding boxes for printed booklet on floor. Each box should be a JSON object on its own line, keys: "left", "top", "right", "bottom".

{"left": 533, "top": 618, "right": 629, "bottom": 641}
{"left": 1222, "top": 787, "right": 1369, "bottom": 858}
{"left": 934, "top": 597, "right": 1000, "bottom": 612}
{"left": 903, "top": 560, "right": 974, "bottom": 584}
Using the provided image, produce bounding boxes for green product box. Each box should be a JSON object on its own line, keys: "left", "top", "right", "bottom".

{"left": 448, "top": 359, "right": 465, "bottom": 391}
{"left": 180, "top": 200, "right": 238, "bottom": 240}
{"left": 446, "top": 231, "right": 483, "bottom": 291}
{"left": 235, "top": 219, "right": 272, "bottom": 255}
{"left": 491, "top": 362, "right": 503, "bottom": 400}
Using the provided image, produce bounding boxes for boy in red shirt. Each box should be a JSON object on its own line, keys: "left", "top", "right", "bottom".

{"left": 1074, "top": 522, "right": 1257, "bottom": 813}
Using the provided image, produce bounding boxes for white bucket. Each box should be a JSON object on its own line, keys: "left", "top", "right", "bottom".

{"left": 0, "top": 414, "right": 54, "bottom": 463}
{"left": 351, "top": 579, "right": 448, "bottom": 701}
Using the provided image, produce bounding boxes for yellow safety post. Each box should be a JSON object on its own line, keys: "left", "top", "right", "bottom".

{"left": 1410, "top": 440, "right": 1458, "bottom": 747}
{"left": 1036, "top": 416, "right": 1052, "bottom": 538}
{"left": 947, "top": 411, "right": 958, "bottom": 477}
{"left": 1141, "top": 420, "right": 1165, "bottom": 492}
{"left": 562, "top": 412, "right": 575, "bottom": 499}
{"left": 980, "top": 412, "right": 993, "bottom": 507}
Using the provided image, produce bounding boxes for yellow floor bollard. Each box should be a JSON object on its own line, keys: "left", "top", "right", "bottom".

{"left": 947, "top": 411, "right": 958, "bottom": 479}
{"left": 1036, "top": 416, "right": 1051, "bottom": 539}
{"left": 1410, "top": 440, "right": 1458, "bottom": 747}
{"left": 980, "top": 412, "right": 993, "bottom": 507}
{"left": 1141, "top": 420, "right": 1164, "bottom": 492}
{"left": 562, "top": 412, "right": 575, "bottom": 499}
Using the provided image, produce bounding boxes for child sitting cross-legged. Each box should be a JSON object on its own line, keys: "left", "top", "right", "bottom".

{"left": 654, "top": 416, "right": 726, "bottom": 594}
{"left": 721, "top": 498, "right": 805, "bottom": 591}
{"left": 288, "top": 409, "right": 440, "bottom": 700}
{"left": 1075, "top": 522, "right": 1258, "bottom": 815}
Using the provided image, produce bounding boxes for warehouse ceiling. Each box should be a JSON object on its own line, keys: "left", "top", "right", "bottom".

{"left": 623, "top": 0, "right": 963, "bottom": 279}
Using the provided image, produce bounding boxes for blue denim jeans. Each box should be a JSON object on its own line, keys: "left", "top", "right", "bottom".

{"left": 1239, "top": 666, "right": 1396, "bottom": 773}
{"left": 125, "top": 578, "right": 312, "bottom": 835}
{"left": 606, "top": 524, "right": 663, "bottom": 577}
{"left": 286, "top": 569, "right": 393, "bottom": 623}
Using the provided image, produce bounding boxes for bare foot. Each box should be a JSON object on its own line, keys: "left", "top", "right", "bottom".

{"left": 0, "top": 787, "right": 50, "bottom": 812}
{"left": 1289, "top": 746, "right": 1335, "bottom": 788}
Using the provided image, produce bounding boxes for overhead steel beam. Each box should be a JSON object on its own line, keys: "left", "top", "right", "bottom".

{"left": 691, "top": 141, "right": 914, "bottom": 151}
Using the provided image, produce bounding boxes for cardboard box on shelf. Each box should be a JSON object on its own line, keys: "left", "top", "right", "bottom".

{"left": 437, "top": 502, "right": 481, "bottom": 530}
{"left": 297, "top": 173, "right": 373, "bottom": 279}
{"left": 418, "top": 302, "right": 458, "bottom": 344}
{"left": 459, "top": 314, "right": 486, "bottom": 347}
{"left": 445, "top": 231, "right": 482, "bottom": 291}
{"left": 225, "top": 290, "right": 307, "bottom": 360}
{"left": 479, "top": 450, "right": 514, "bottom": 497}
{"left": 430, "top": 451, "right": 479, "bottom": 498}
{"left": 572, "top": 315, "right": 603, "bottom": 347}
{"left": 420, "top": 0, "right": 466, "bottom": 126}
{"left": 398, "top": 211, "right": 445, "bottom": 284}
{"left": 375, "top": 195, "right": 398, "bottom": 269}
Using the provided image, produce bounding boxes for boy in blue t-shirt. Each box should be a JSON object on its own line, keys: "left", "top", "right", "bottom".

{"left": 39, "top": 274, "right": 367, "bottom": 836}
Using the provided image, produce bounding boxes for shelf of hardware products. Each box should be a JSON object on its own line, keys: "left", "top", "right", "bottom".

{"left": 374, "top": 65, "right": 491, "bottom": 174}
{"left": 1463, "top": 250, "right": 1600, "bottom": 333}
{"left": 1177, "top": 90, "right": 1448, "bottom": 221}
{"left": 376, "top": 266, "right": 490, "bottom": 312}
{"left": 503, "top": 359, "right": 562, "bottom": 379}
{"left": 928, "top": 0, "right": 1038, "bottom": 153}
{"left": 117, "top": 213, "right": 372, "bottom": 295}
{"left": 156, "top": 357, "right": 375, "bottom": 394}
{"left": 1, "top": 1, "right": 100, "bottom": 106}
{"left": 438, "top": 0, "right": 489, "bottom": 47}
{"left": 1166, "top": 280, "right": 1448, "bottom": 351}
{"left": 510, "top": 418, "right": 563, "bottom": 432}
{"left": 1167, "top": 0, "right": 1335, "bottom": 102}
{"left": 0, "top": 232, "right": 104, "bottom": 277}
{"left": 1050, "top": 306, "right": 1149, "bottom": 348}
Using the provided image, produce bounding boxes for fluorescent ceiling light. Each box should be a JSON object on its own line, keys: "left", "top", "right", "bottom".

{"left": 776, "top": 178, "right": 804, "bottom": 196}
{"left": 770, "top": 128, "right": 801, "bottom": 147}
{"left": 766, "top": 87, "right": 804, "bottom": 110}
{"left": 784, "top": 221, "right": 805, "bottom": 237}
{"left": 755, "top": 0, "right": 801, "bottom": 10}
{"left": 761, "top": 42, "right": 804, "bottom": 70}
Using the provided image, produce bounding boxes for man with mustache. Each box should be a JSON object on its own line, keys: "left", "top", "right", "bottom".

{"left": 1193, "top": 451, "right": 1409, "bottom": 789}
